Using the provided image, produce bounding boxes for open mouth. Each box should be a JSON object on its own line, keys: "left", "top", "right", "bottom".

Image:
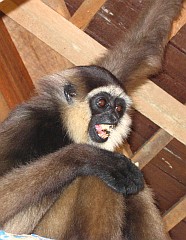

{"left": 95, "top": 124, "right": 115, "bottom": 140}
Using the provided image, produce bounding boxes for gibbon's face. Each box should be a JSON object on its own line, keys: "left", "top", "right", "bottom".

{"left": 49, "top": 66, "right": 132, "bottom": 151}
{"left": 86, "top": 85, "right": 132, "bottom": 151}
{"left": 89, "top": 91, "right": 125, "bottom": 143}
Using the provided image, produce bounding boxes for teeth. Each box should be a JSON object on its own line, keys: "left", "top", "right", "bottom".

{"left": 95, "top": 124, "right": 115, "bottom": 140}
{"left": 100, "top": 124, "right": 114, "bottom": 131}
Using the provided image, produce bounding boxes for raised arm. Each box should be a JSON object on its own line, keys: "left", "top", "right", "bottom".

{"left": 98, "top": 0, "right": 184, "bottom": 84}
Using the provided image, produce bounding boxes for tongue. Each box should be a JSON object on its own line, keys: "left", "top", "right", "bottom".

{"left": 95, "top": 124, "right": 109, "bottom": 139}
{"left": 95, "top": 124, "right": 104, "bottom": 134}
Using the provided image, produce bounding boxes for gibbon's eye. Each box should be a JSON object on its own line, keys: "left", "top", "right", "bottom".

{"left": 97, "top": 98, "right": 107, "bottom": 108}
{"left": 64, "top": 84, "right": 76, "bottom": 103}
{"left": 115, "top": 105, "right": 123, "bottom": 112}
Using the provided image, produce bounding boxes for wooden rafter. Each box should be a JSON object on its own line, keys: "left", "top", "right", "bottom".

{"left": 163, "top": 195, "right": 186, "bottom": 232}
{"left": 70, "top": 0, "right": 107, "bottom": 30}
{"left": 42, "top": 0, "right": 71, "bottom": 19}
{"left": 2, "top": 0, "right": 73, "bottom": 84}
{"left": 132, "top": 129, "right": 173, "bottom": 169}
{"left": 0, "top": 92, "right": 10, "bottom": 122}
{"left": 0, "top": 15, "right": 34, "bottom": 108}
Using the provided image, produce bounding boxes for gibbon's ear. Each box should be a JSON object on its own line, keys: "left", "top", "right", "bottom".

{"left": 35, "top": 72, "right": 78, "bottom": 105}
{"left": 64, "top": 84, "right": 77, "bottom": 104}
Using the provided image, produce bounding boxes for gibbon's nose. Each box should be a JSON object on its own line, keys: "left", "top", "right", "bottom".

{"left": 109, "top": 111, "right": 119, "bottom": 125}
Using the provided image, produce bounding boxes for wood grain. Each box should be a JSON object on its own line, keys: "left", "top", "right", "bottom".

{"left": 0, "top": 92, "right": 10, "bottom": 122}
{"left": 0, "top": 16, "right": 34, "bottom": 108}
{"left": 42, "top": 0, "right": 71, "bottom": 19}
{"left": 163, "top": 196, "right": 186, "bottom": 232}
{"left": 171, "top": 1, "right": 186, "bottom": 38}
{"left": 132, "top": 129, "right": 173, "bottom": 169}
{"left": 2, "top": 0, "right": 73, "bottom": 84}
{"left": 70, "top": 0, "right": 107, "bottom": 30}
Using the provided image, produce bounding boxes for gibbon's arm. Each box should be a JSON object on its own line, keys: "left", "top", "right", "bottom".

{"left": 0, "top": 144, "right": 144, "bottom": 224}
{"left": 98, "top": 0, "right": 183, "bottom": 83}
{"left": 0, "top": 96, "right": 70, "bottom": 175}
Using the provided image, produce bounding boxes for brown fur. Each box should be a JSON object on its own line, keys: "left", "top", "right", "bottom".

{"left": 98, "top": 0, "right": 183, "bottom": 88}
{"left": 35, "top": 177, "right": 125, "bottom": 240}
{"left": 0, "top": 0, "right": 184, "bottom": 239}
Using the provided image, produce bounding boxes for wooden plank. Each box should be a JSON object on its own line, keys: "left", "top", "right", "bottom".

{"left": 169, "top": 220, "right": 186, "bottom": 239}
{"left": 163, "top": 196, "right": 186, "bottom": 231}
{"left": 0, "top": 0, "right": 186, "bottom": 145}
{"left": 70, "top": 0, "right": 107, "bottom": 30}
{"left": 171, "top": 24, "right": 186, "bottom": 54}
{"left": 0, "top": 92, "right": 10, "bottom": 122}
{"left": 42, "top": 0, "right": 71, "bottom": 19}
{"left": 2, "top": 6, "right": 73, "bottom": 84}
{"left": 0, "top": 15, "right": 34, "bottom": 108}
{"left": 143, "top": 164, "right": 186, "bottom": 213}
{"left": 152, "top": 146, "right": 186, "bottom": 186}
{"left": 171, "top": 1, "right": 186, "bottom": 38}
{"left": 130, "top": 80, "right": 186, "bottom": 146}
{"left": 0, "top": 0, "right": 105, "bottom": 67}
{"left": 132, "top": 129, "right": 173, "bottom": 169}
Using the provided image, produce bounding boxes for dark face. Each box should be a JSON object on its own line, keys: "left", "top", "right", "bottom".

{"left": 88, "top": 92, "right": 126, "bottom": 143}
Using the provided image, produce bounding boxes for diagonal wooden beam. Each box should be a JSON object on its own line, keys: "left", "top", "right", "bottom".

{"left": 70, "top": 0, "right": 107, "bottom": 30}
{"left": 171, "top": 1, "right": 186, "bottom": 37}
{"left": 0, "top": 15, "right": 34, "bottom": 108}
{"left": 0, "top": 0, "right": 105, "bottom": 65}
{"left": 132, "top": 129, "right": 173, "bottom": 169}
{"left": 163, "top": 195, "right": 186, "bottom": 232}
{"left": 42, "top": 0, "right": 71, "bottom": 19}
{"left": 2, "top": 0, "right": 73, "bottom": 84}
{"left": 0, "top": 92, "right": 10, "bottom": 122}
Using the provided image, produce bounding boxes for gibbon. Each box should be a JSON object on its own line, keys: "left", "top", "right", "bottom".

{"left": 0, "top": 0, "right": 183, "bottom": 239}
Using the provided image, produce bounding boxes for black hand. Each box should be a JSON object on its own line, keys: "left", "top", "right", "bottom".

{"left": 80, "top": 149, "right": 144, "bottom": 195}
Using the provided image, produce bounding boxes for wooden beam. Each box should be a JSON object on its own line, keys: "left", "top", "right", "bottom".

{"left": 0, "top": 0, "right": 186, "bottom": 145}
{"left": 70, "top": 0, "right": 107, "bottom": 30}
{"left": 132, "top": 129, "right": 173, "bottom": 169}
{"left": 171, "top": 1, "right": 186, "bottom": 37}
{"left": 0, "top": 92, "right": 10, "bottom": 122}
{"left": 2, "top": 1, "right": 73, "bottom": 84}
{"left": 0, "top": 0, "right": 106, "bottom": 69}
{"left": 163, "top": 195, "right": 186, "bottom": 232}
{"left": 130, "top": 81, "right": 186, "bottom": 146}
{"left": 0, "top": 15, "right": 34, "bottom": 108}
{"left": 42, "top": 0, "right": 71, "bottom": 19}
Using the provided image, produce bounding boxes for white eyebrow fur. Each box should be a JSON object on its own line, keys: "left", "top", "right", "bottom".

{"left": 86, "top": 85, "right": 132, "bottom": 110}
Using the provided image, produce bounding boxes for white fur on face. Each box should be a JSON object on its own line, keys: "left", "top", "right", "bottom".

{"left": 62, "top": 101, "right": 91, "bottom": 144}
{"left": 87, "top": 85, "right": 132, "bottom": 151}
{"left": 89, "top": 112, "right": 132, "bottom": 151}
{"left": 62, "top": 84, "right": 132, "bottom": 151}
{"left": 87, "top": 85, "right": 132, "bottom": 110}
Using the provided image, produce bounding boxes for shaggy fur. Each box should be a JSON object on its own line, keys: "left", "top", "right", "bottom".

{"left": 0, "top": 0, "right": 184, "bottom": 239}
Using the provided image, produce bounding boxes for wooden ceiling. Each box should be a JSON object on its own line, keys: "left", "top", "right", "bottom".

{"left": 0, "top": 1, "right": 185, "bottom": 239}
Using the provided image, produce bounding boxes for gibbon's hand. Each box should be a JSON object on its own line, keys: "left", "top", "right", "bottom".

{"left": 78, "top": 147, "right": 144, "bottom": 196}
